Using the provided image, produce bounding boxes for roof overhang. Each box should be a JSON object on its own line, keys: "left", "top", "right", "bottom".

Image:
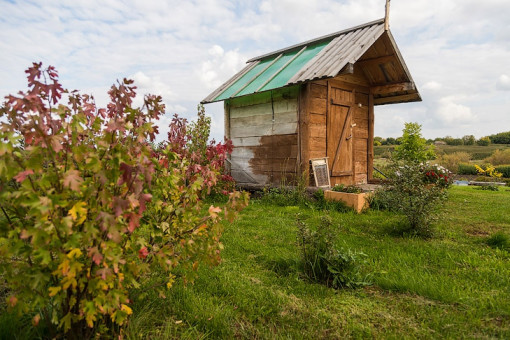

{"left": 202, "top": 18, "right": 421, "bottom": 105}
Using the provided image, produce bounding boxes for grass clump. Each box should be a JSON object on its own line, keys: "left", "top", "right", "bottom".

{"left": 296, "top": 215, "right": 370, "bottom": 289}
{"left": 486, "top": 232, "right": 510, "bottom": 250}
{"left": 478, "top": 184, "right": 500, "bottom": 191}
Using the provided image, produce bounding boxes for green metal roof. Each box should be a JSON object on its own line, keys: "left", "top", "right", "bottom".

{"left": 202, "top": 19, "right": 396, "bottom": 104}
{"left": 213, "top": 40, "right": 329, "bottom": 102}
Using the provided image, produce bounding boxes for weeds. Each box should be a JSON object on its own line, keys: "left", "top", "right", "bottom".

{"left": 296, "top": 215, "right": 370, "bottom": 289}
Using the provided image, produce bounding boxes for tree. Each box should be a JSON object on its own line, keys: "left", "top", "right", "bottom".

{"left": 0, "top": 63, "right": 248, "bottom": 337}
{"left": 477, "top": 136, "right": 491, "bottom": 146}
{"left": 462, "top": 135, "right": 475, "bottom": 146}
{"left": 393, "top": 122, "right": 435, "bottom": 163}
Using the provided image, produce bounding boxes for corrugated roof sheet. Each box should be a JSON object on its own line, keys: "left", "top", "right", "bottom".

{"left": 202, "top": 18, "right": 386, "bottom": 104}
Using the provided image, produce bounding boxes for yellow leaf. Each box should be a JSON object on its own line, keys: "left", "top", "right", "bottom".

{"left": 121, "top": 304, "right": 132, "bottom": 315}
{"left": 67, "top": 248, "right": 82, "bottom": 259}
{"left": 68, "top": 202, "right": 87, "bottom": 225}
{"left": 86, "top": 313, "right": 96, "bottom": 328}
{"left": 48, "top": 286, "right": 61, "bottom": 297}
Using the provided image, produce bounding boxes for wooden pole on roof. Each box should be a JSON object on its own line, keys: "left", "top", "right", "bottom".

{"left": 385, "top": 0, "right": 390, "bottom": 31}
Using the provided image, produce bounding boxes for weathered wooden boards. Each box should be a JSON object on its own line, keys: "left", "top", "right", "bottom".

{"left": 226, "top": 71, "right": 375, "bottom": 187}
{"left": 228, "top": 87, "right": 299, "bottom": 185}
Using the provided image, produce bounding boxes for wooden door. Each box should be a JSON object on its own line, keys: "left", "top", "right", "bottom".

{"left": 327, "top": 85, "right": 355, "bottom": 178}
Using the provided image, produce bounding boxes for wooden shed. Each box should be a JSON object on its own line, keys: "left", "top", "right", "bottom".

{"left": 202, "top": 18, "right": 421, "bottom": 187}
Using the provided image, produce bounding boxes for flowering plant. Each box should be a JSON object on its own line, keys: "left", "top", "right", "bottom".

{"left": 422, "top": 163, "right": 453, "bottom": 188}
{"left": 475, "top": 164, "right": 503, "bottom": 178}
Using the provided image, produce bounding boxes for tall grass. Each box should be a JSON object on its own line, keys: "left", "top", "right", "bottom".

{"left": 485, "top": 149, "right": 510, "bottom": 165}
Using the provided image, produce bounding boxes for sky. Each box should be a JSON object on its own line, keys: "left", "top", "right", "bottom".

{"left": 1, "top": 0, "right": 509, "bottom": 141}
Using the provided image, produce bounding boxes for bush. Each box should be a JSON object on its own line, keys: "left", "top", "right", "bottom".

{"left": 382, "top": 162, "right": 450, "bottom": 236}
{"left": 296, "top": 216, "right": 370, "bottom": 288}
{"left": 457, "top": 163, "right": 478, "bottom": 175}
{"left": 495, "top": 165, "right": 510, "bottom": 178}
{"left": 0, "top": 63, "right": 248, "bottom": 337}
{"left": 485, "top": 149, "right": 510, "bottom": 166}
{"left": 478, "top": 185, "right": 499, "bottom": 191}
{"left": 436, "top": 152, "right": 470, "bottom": 174}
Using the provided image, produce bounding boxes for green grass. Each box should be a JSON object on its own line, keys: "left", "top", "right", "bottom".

{"left": 2, "top": 187, "right": 510, "bottom": 338}
{"left": 123, "top": 186, "right": 510, "bottom": 339}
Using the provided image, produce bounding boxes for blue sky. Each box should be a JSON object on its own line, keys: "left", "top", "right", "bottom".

{"left": 1, "top": 0, "right": 509, "bottom": 141}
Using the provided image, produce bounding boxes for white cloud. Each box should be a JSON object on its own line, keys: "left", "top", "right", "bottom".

{"left": 422, "top": 81, "right": 442, "bottom": 92}
{"left": 1, "top": 0, "right": 510, "bottom": 142}
{"left": 497, "top": 75, "right": 510, "bottom": 91}
{"left": 436, "top": 97, "right": 477, "bottom": 125}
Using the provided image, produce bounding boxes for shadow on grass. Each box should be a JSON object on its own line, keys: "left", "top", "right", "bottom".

{"left": 259, "top": 256, "right": 299, "bottom": 277}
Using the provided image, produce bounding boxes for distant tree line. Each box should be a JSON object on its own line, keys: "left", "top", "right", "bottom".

{"left": 374, "top": 131, "right": 510, "bottom": 147}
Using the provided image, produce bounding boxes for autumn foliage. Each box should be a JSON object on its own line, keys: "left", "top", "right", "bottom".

{"left": 0, "top": 63, "right": 248, "bottom": 337}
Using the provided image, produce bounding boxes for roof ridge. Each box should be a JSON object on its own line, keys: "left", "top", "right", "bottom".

{"left": 247, "top": 18, "right": 385, "bottom": 63}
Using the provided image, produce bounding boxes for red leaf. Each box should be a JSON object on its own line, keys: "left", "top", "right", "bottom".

{"left": 118, "top": 162, "right": 132, "bottom": 186}
{"left": 112, "top": 197, "right": 129, "bottom": 217}
{"left": 138, "top": 193, "right": 152, "bottom": 214}
{"left": 138, "top": 247, "right": 148, "bottom": 259}
{"left": 127, "top": 213, "right": 140, "bottom": 233}
{"left": 87, "top": 246, "right": 103, "bottom": 265}
{"left": 63, "top": 170, "right": 83, "bottom": 191}
{"left": 14, "top": 169, "right": 34, "bottom": 183}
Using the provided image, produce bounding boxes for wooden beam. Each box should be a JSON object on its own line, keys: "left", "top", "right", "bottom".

{"left": 356, "top": 55, "right": 394, "bottom": 66}
{"left": 385, "top": 0, "right": 391, "bottom": 31}
{"left": 224, "top": 100, "right": 231, "bottom": 174}
{"left": 370, "top": 82, "right": 416, "bottom": 95}
{"left": 298, "top": 83, "right": 311, "bottom": 185}
{"left": 374, "top": 93, "right": 421, "bottom": 105}
{"left": 367, "top": 94, "right": 374, "bottom": 181}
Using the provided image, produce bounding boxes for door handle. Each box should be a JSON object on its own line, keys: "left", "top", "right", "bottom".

{"left": 346, "top": 135, "right": 352, "bottom": 141}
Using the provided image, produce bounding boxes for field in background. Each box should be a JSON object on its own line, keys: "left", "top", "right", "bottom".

{"left": 375, "top": 144, "right": 510, "bottom": 160}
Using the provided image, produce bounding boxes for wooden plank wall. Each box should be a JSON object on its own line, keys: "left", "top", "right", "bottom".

{"left": 304, "top": 66, "right": 373, "bottom": 186}
{"left": 228, "top": 87, "right": 299, "bottom": 185}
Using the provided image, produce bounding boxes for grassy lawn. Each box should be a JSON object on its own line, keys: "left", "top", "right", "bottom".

{"left": 2, "top": 186, "right": 509, "bottom": 339}
{"left": 121, "top": 186, "right": 510, "bottom": 339}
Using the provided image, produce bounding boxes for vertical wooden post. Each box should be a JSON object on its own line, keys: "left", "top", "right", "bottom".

{"left": 385, "top": 0, "right": 391, "bottom": 31}
{"left": 224, "top": 100, "right": 231, "bottom": 174}
{"left": 298, "top": 83, "right": 311, "bottom": 186}
{"left": 367, "top": 93, "right": 374, "bottom": 181}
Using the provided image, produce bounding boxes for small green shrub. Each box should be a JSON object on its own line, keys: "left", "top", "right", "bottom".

{"left": 382, "top": 162, "right": 449, "bottom": 236}
{"left": 457, "top": 163, "right": 478, "bottom": 175}
{"left": 495, "top": 165, "right": 510, "bottom": 178}
{"left": 477, "top": 185, "right": 499, "bottom": 191}
{"left": 296, "top": 216, "right": 370, "bottom": 289}
{"left": 486, "top": 232, "right": 510, "bottom": 250}
{"left": 331, "top": 184, "right": 363, "bottom": 194}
